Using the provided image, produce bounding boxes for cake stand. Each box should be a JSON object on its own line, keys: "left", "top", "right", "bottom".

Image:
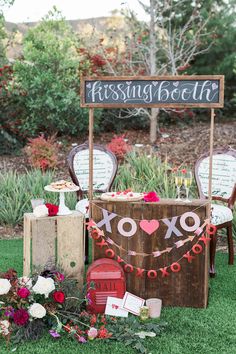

{"left": 44, "top": 185, "right": 80, "bottom": 216}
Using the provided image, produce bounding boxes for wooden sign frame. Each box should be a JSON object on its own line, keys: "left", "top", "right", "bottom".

{"left": 80, "top": 74, "right": 225, "bottom": 222}
{"left": 81, "top": 75, "right": 224, "bottom": 109}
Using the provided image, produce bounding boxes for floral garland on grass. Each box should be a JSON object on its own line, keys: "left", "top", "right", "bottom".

{"left": 0, "top": 268, "right": 166, "bottom": 353}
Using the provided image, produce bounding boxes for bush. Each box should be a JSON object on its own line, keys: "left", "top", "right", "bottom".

{"left": 24, "top": 135, "right": 59, "bottom": 171}
{"left": 106, "top": 135, "right": 132, "bottom": 160}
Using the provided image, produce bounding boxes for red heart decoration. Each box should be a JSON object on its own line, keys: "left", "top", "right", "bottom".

{"left": 139, "top": 220, "right": 159, "bottom": 235}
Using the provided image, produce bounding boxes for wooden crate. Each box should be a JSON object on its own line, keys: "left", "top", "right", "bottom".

{"left": 92, "top": 199, "right": 209, "bottom": 308}
{"left": 23, "top": 212, "right": 85, "bottom": 284}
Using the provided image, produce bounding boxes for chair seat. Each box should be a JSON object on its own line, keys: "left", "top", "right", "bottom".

{"left": 211, "top": 204, "right": 233, "bottom": 226}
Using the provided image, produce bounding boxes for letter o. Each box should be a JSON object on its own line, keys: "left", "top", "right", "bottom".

{"left": 180, "top": 212, "right": 200, "bottom": 232}
{"left": 124, "top": 264, "right": 134, "bottom": 273}
{"left": 192, "top": 244, "right": 203, "bottom": 254}
{"left": 147, "top": 270, "right": 157, "bottom": 279}
{"left": 206, "top": 224, "right": 217, "bottom": 235}
{"left": 105, "top": 248, "right": 115, "bottom": 259}
{"left": 117, "top": 218, "right": 137, "bottom": 237}
{"left": 170, "top": 262, "right": 181, "bottom": 273}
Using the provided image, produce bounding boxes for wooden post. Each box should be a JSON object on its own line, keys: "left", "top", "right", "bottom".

{"left": 89, "top": 108, "right": 94, "bottom": 215}
{"left": 208, "top": 108, "right": 215, "bottom": 218}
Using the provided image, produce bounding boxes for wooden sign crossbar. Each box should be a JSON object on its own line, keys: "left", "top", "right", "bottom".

{"left": 81, "top": 75, "right": 224, "bottom": 108}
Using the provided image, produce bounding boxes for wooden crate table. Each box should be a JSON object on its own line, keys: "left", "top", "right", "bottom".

{"left": 23, "top": 211, "right": 85, "bottom": 283}
{"left": 92, "top": 199, "right": 209, "bottom": 308}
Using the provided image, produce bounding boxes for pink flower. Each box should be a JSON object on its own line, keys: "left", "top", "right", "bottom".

{"left": 143, "top": 191, "right": 160, "bottom": 202}
{"left": 54, "top": 272, "right": 65, "bottom": 282}
{"left": 17, "top": 287, "right": 30, "bottom": 298}
{"left": 87, "top": 327, "right": 98, "bottom": 340}
{"left": 181, "top": 169, "right": 187, "bottom": 174}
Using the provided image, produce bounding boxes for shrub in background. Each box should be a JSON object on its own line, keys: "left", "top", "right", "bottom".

{"left": 106, "top": 135, "right": 132, "bottom": 160}
{"left": 24, "top": 135, "right": 59, "bottom": 171}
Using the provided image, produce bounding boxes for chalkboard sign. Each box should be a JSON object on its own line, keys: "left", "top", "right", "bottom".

{"left": 67, "top": 143, "right": 118, "bottom": 194}
{"left": 81, "top": 75, "right": 224, "bottom": 108}
{"left": 195, "top": 148, "right": 236, "bottom": 199}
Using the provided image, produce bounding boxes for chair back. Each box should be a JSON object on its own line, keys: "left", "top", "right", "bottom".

{"left": 195, "top": 147, "right": 236, "bottom": 204}
{"left": 67, "top": 142, "right": 118, "bottom": 199}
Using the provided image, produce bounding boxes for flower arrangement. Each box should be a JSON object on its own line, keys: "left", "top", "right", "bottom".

{"left": 0, "top": 268, "right": 166, "bottom": 353}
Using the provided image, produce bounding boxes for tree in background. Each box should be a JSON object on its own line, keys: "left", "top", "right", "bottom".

{"left": 79, "top": 0, "right": 211, "bottom": 143}
{"left": 0, "top": 0, "right": 14, "bottom": 66}
{"left": 12, "top": 8, "right": 100, "bottom": 138}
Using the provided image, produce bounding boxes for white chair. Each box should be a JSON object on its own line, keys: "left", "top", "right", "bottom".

{"left": 195, "top": 147, "right": 236, "bottom": 276}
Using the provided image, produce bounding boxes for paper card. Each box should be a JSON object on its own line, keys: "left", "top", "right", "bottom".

{"left": 105, "top": 297, "right": 129, "bottom": 317}
{"left": 121, "top": 291, "right": 145, "bottom": 316}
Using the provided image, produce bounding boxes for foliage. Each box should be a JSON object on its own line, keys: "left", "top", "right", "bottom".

{"left": 0, "top": 169, "right": 77, "bottom": 227}
{"left": 114, "top": 152, "right": 178, "bottom": 198}
{"left": 12, "top": 9, "right": 101, "bottom": 138}
{"left": 106, "top": 135, "right": 132, "bottom": 160}
{"left": 24, "top": 135, "right": 60, "bottom": 171}
{"left": 187, "top": 0, "right": 236, "bottom": 115}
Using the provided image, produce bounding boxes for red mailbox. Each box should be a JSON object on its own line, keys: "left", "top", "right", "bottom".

{"left": 86, "top": 258, "right": 126, "bottom": 314}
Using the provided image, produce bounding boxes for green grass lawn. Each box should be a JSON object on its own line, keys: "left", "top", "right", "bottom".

{"left": 0, "top": 239, "right": 236, "bottom": 354}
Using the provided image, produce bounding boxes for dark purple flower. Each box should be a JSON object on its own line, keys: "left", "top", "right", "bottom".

{"left": 4, "top": 307, "right": 14, "bottom": 318}
{"left": 49, "top": 329, "right": 61, "bottom": 338}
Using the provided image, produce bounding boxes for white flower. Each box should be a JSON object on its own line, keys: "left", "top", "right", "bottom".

{"left": 0, "top": 279, "right": 11, "bottom": 295}
{"left": 0, "top": 320, "right": 10, "bottom": 336}
{"left": 29, "top": 303, "right": 46, "bottom": 318}
{"left": 33, "top": 205, "right": 48, "bottom": 218}
{"left": 18, "top": 276, "right": 32, "bottom": 289}
{"left": 32, "top": 276, "right": 55, "bottom": 298}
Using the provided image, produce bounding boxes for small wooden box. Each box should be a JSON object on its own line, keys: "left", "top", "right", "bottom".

{"left": 23, "top": 212, "right": 85, "bottom": 284}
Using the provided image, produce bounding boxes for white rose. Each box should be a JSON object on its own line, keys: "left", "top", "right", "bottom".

{"left": 0, "top": 279, "right": 11, "bottom": 295}
{"left": 0, "top": 320, "right": 10, "bottom": 335}
{"left": 29, "top": 303, "right": 46, "bottom": 318}
{"left": 33, "top": 205, "right": 48, "bottom": 218}
{"left": 19, "top": 276, "right": 32, "bottom": 289}
{"left": 32, "top": 276, "right": 55, "bottom": 298}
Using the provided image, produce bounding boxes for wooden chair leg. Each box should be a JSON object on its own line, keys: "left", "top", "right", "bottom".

{"left": 227, "top": 223, "right": 234, "bottom": 265}
{"left": 209, "top": 229, "right": 217, "bottom": 277}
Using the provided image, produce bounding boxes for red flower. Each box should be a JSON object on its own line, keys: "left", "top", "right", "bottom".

{"left": 97, "top": 327, "right": 112, "bottom": 339}
{"left": 13, "top": 309, "right": 29, "bottom": 326}
{"left": 45, "top": 203, "right": 59, "bottom": 216}
{"left": 181, "top": 169, "right": 187, "bottom": 174}
{"left": 17, "top": 287, "right": 30, "bottom": 298}
{"left": 90, "top": 314, "right": 97, "bottom": 326}
{"left": 53, "top": 291, "right": 65, "bottom": 304}
{"left": 143, "top": 191, "right": 160, "bottom": 202}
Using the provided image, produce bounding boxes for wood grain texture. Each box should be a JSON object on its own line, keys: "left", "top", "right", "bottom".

{"left": 23, "top": 213, "right": 32, "bottom": 276}
{"left": 57, "top": 212, "right": 85, "bottom": 284}
{"left": 92, "top": 199, "right": 208, "bottom": 308}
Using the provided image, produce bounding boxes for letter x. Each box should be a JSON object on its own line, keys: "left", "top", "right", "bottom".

{"left": 136, "top": 268, "right": 145, "bottom": 277}
{"left": 163, "top": 216, "right": 183, "bottom": 239}
{"left": 96, "top": 209, "right": 117, "bottom": 233}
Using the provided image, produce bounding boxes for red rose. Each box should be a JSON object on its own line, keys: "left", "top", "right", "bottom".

{"left": 53, "top": 290, "right": 65, "bottom": 303}
{"left": 143, "top": 191, "right": 160, "bottom": 202}
{"left": 45, "top": 203, "right": 59, "bottom": 216}
{"left": 17, "top": 287, "right": 30, "bottom": 298}
{"left": 13, "top": 309, "right": 29, "bottom": 326}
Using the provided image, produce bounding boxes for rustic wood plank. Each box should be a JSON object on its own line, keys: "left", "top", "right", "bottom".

{"left": 23, "top": 213, "right": 32, "bottom": 276}
{"left": 57, "top": 212, "right": 85, "bottom": 285}
{"left": 31, "top": 215, "right": 56, "bottom": 272}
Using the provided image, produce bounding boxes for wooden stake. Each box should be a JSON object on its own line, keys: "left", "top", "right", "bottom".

{"left": 89, "top": 108, "right": 94, "bottom": 212}
{"left": 208, "top": 108, "right": 215, "bottom": 218}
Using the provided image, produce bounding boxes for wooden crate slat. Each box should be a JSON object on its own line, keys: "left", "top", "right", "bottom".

{"left": 57, "top": 212, "right": 84, "bottom": 284}
{"left": 23, "top": 213, "right": 32, "bottom": 276}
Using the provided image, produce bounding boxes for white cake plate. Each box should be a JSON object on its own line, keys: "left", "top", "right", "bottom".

{"left": 44, "top": 185, "right": 80, "bottom": 216}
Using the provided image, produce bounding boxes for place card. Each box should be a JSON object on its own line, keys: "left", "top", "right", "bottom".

{"left": 121, "top": 291, "right": 145, "bottom": 316}
{"left": 105, "top": 297, "right": 129, "bottom": 317}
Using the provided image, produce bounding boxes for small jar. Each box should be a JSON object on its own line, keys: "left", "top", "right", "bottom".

{"left": 139, "top": 306, "right": 149, "bottom": 321}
